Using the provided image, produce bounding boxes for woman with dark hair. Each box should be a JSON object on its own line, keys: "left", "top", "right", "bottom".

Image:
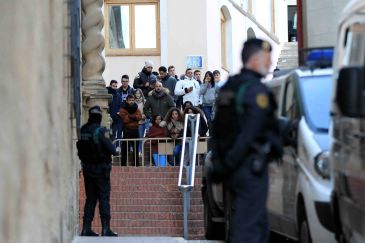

{"left": 161, "top": 107, "right": 184, "bottom": 165}
{"left": 161, "top": 108, "right": 184, "bottom": 139}
{"left": 147, "top": 114, "right": 166, "bottom": 138}
{"left": 183, "top": 106, "right": 208, "bottom": 137}
{"left": 182, "top": 100, "right": 193, "bottom": 111}
{"left": 199, "top": 71, "right": 218, "bottom": 123}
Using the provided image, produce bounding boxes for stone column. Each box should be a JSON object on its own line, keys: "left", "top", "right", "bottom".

{"left": 81, "top": 0, "right": 111, "bottom": 127}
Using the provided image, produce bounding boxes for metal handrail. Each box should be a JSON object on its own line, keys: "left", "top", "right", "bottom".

{"left": 111, "top": 136, "right": 209, "bottom": 167}
{"left": 112, "top": 137, "right": 182, "bottom": 166}
{"left": 177, "top": 113, "right": 200, "bottom": 239}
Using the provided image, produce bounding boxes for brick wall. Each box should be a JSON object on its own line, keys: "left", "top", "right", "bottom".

{"left": 80, "top": 166, "right": 205, "bottom": 239}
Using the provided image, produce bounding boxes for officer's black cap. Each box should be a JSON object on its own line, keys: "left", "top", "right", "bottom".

{"left": 241, "top": 38, "right": 272, "bottom": 64}
{"left": 88, "top": 105, "right": 102, "bottom": 116}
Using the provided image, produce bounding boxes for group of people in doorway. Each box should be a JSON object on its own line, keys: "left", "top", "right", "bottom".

{"left": 106, "top": 61, "right": 224, "bottom": 166}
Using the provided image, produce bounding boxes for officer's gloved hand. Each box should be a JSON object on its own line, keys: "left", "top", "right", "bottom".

{"left": 204, "top": 151, "right": 226, "bottom": 183}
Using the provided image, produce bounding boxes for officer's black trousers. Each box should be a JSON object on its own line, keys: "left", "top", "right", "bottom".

{"left": 228, "top": 160, "right": 269, "bottom": 243}
{"left": 83, "top": 172, "right": 111, "bottom": 223}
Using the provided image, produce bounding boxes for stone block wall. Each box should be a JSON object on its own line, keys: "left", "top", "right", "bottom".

{"left": 0, "top": 1, "right": 79, "bottom": 242}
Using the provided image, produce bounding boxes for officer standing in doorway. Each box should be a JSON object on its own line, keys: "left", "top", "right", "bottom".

{"left": 209, "top": 39, "right": 283, "bottom": 242}
{"left": 76, "top": 106, "right": 118, "bottom": 237}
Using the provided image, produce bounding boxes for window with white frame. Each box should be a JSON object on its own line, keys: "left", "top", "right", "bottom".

{"left": 104, "top": 0, "right": 160, "bottom": 56}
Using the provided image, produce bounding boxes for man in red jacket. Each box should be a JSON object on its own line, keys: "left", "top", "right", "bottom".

{"left": 119, "top": 94, "right": 142, "bottom": 166}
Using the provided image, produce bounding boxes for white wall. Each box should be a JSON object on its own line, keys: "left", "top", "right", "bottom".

{"left": 104, "top": 56, "right": 161, "bottom": 86}
{"left": 103, "top": 0, "right": 208, "bottom": 85}
{"left": 303, "top": 0, "right": 349, "bottom": 47}
{"left": 253, "top": 0, "right": 273, "bottom": 32}
{"left": 275, "top": 0, "right": 289, "bottom": 43}
{"left": 103, "top": 0, "right": 288, "bottom": 85}
{"left": 166, "top": 0, "right": 208, "bottom": 77}
{"left": 206, "top": 0, "right": 221, "bottom": 73}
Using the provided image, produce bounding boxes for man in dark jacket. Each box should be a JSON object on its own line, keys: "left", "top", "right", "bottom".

{"left": 133, "top": 60, "right": 157, "bottom": 97}
{"left": 144, "top": 81, "right": 175, "bottom": 119}
{"left": 118, "top": 74, "right": 135, "bottom": 103}
{"left": 76, "top": 106, "right": 118, "bottom": 237}
{"left": 107, "top": 80, "right": 122, "bottom": 141}
{"left": 158, "top": 66, "right": 177, "bottom": 102}
{"left": 210, "top": 39, "right": 283, "bottom": 242}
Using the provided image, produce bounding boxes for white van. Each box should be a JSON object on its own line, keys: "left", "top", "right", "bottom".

{"left": 330, "top": 1, "right": 365, "bottom": 243}
{"left": 266, "top": 65, "right": 336, "bottom": 243}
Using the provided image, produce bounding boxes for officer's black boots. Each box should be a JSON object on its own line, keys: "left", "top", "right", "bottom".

{"left": 101, "top": 219, "right": 118, "bottom": 237}
{"left": 81, "top": 221, "right": 99, "bottom": 236}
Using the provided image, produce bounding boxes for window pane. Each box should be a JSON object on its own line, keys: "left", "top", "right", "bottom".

{"left": 108, "top": 5, "right": 130, "bottom": 49}
{"left": 300, "top": 75, "right": 332, "bottom": 131}
{"left": 135, "top": 5, "right": 157, "bottom": 49}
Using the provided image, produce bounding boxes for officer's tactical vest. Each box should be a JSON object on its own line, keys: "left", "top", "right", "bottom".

{"left": 212, "top": 75, "right": 255, "bottom": 160}
{"left": 76, "top": 125, "right": 107, "bottom": 164}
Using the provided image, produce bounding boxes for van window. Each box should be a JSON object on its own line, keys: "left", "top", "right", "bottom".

{"left": 299, "top": 75, "right": 332, "bottom": 132}
{"left": 282, "top": 80, "right": 299, "bottom": 120}
{"left": 344, "top": 23, "right": 365, "bottom": 66}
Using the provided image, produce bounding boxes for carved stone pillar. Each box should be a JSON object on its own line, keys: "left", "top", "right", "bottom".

{"left": 81, "top": 0, "right": 111, "bottom": 127}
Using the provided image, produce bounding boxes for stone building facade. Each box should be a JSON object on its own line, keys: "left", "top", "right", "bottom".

{"left": 0, "top": 0, "right": 111, "bottom": 241}
{"left": 0, "top": 1, "right": 80, "bottom": 242}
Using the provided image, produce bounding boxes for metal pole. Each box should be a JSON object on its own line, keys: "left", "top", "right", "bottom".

{"left": 183, "top": 190, "right": 190, "bottom": 239}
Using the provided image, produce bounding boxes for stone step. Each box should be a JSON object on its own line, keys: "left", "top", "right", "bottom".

{"left": 277, "top": 61, "right": 299, "bottom": 65}
{"left": 278, "top": 58, "right": 298, "bottom": 62}
{"left": 109, "top": 204, "right": 204, "bottom": 213}
{"left": 280, "top": 49, "right": 298, "bottom": 54}
{"left": 282, "top": 42, "right": 298, "bottom": 47}
{"left": 277, "top": 65, "right": 299, "bottom": 69}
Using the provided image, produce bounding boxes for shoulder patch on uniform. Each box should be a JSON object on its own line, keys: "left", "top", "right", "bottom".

{"left": 256, "top": 93, "right": 269, "bottom": 109}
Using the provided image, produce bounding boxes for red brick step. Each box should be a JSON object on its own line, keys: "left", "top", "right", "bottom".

{"left": 79, "top": 166, "right": 205, "bottom": 239}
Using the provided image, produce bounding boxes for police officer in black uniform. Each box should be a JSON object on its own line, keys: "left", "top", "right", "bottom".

{"left": 210, "top": 39, "right": 283, "bottom": 242}
{"left": 77, "top": 106, "right": 118, "bottom": 237}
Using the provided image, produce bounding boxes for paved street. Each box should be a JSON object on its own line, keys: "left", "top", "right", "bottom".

{"left": 72, "top": 232, "right": 296, "bottom": 243}
{"left": 72, "top": 237, "right": 223, "bottom": 243}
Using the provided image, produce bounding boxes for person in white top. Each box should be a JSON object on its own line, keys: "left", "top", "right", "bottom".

{"left": 174, "top": 68, "right": 201, "bottom": 107}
